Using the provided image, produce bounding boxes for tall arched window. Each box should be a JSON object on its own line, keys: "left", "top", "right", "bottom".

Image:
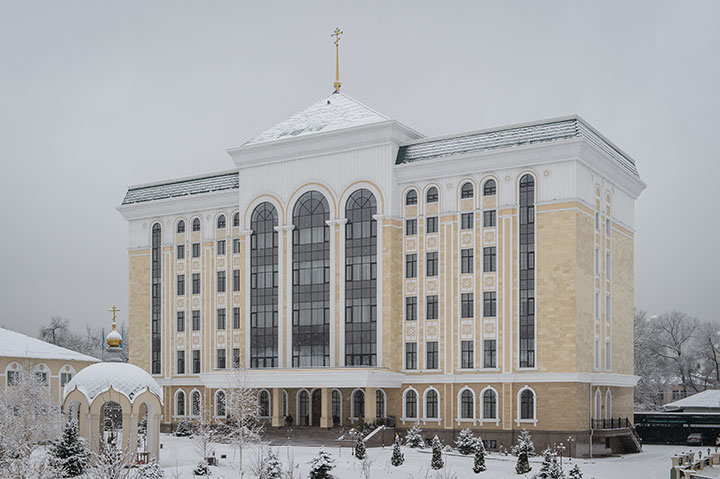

{"left": 151, "top": 223, "right": 162, "bottom": 375}
{"left": 461, "top": 182, "right": 474, "bottom": 199}
{"left": 215, "top": 391, "right": 226, "bottom": 417}
{"left": 345, "top": 189, "right": 377, "bottom": 366}
{"left": 217, "top": 214, "right": 226, "bottom": 229}
{"left": 332, "top": 390, "right": 342, "bottom": 424}
{"left": 519, "top": 174, "right": 535, "bottom": 368}
{"left": 192, "top": 218, "right": 201, "bottom": 232}
{"left": 191, "top": 390, "right": 201, "bottom": 416}
{"left": 461, "top": 389, "right": 474, "bottom": 419}
{"left": 376, "top": 389, "right": 386, "bottom": 418}
{"left": 594, "top": 389, "right": 602, "bottom": 420}
{"left": 352, "top": 390, "right": 365, "bottom": 418}
{"left": 298, "top": 390, "right": 310, "bottom": 425}
{"left": 258, "top": 390, "right": 270, "bottom": 417}
{"left": 520, "top": 389, "right": 534, "bottom": 420}
{"left": 405, "top": 390, "right": 417, "bottom": 418}
{"left": 176, "top": 390, "right": 186, "bottom": 417}
{"left": 405, "top": 190, "right": 417, "bottom": 206}
{"left": 177, "top": 220, "right": 185, "bottom": 234}
{"left": 292, "top": 191, "right": 330, "bottom": 367}
{"left": 483, "top": 179, "right": 497, "bottom": 196}
{"left": 483, "top": 389, "right": 497, "bottom": 419}
{"left": 426, "top": 186, "right": 438, "bottom": 203}
{"left": 425, "top": 389, "right": 439, "bottom": 419}
{"left": 233, "top": 212, "right": 240, "bottom": 227}
{"left": 605, "top": 389, "right": 612, "bottom": 420}
{"left": 250, "top": 203, "right": 278, "bottom": 368}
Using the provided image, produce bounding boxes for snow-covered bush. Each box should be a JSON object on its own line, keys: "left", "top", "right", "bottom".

{"left": 391, "top": 434, "right": 405, "bottom": 466}
{"left": 568, "top": 464, "right": 583, "bottom": 479}
{"left": 308, "top": 447, "right": 335, "bottom": 479}
{"left": 473, "top": 441, "right": 486, "bottom": 473}
{"left": 48, "top": 419, "right": 91, "bottom": 477}
{"left": 192, "top": 461, "right": 209, "bottom": 476}
{"left": 455, "top": 428, "right": 480, "bottom": 455}
{"left": 404, "top": 423, "right": 425, "bottom": 448}
{"left": 174, "top": 420, "right": 192, "bottom": 437}
{"left": 354, "top": 435, "right": 366, "bottom": 460}
{"left": 136, "top": 461, "right": 164, "bottom": 479}
{"left": 431, "top": 435, "right": 444, "bottom": 470}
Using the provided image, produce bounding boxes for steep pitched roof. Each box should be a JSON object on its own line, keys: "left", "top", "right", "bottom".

{"left": 396, "top": 116, "right": 639, "bottom": 177}
{"left": 244, "top": 92, "right": 390, "bottom": 145}
{"left": 0, "top": 327, "right": 99, "bottom": 362}
{"left": 121, "top": 171, "right": 239, "bottom": 205}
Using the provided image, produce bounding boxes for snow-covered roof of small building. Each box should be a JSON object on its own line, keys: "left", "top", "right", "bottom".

{"left": 0, "top": 327, "right": 99, "bottom": 363}
{"left": 244, "top": 92, "right": 391, "bottom": 145}
{"left": 63, "top": 362, "right": 162, "bottom": 404}
{"left": 664, "top": 390, "right": 720, "bottom": 411}
{"left": 121, "top": 170, "right": 239, "bottom": 205}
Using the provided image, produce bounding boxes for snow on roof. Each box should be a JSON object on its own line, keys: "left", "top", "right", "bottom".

{"left": 244, "top": 92, "right": 390, "bottom": 145}
{"left": 664, "top": 390, "right": 720, "bottom": 411}
{"left": 122, "top": 170, "right": 239, "bottom": 205}
{"left": 0, "top": 327, "right": 99, "bottom": 363}
{"left": 63, "top": 362, "right": 162, "bottom": 404}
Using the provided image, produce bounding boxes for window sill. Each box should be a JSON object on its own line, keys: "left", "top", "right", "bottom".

{"left": 514, "top": 418, "right": 538, "bottom": 427}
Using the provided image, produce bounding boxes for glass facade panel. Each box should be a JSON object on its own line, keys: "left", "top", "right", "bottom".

{"left": 151, "top": 223, "right": 161, "bottom": 374}
{"left": 519, "top": 174, "right": 536, "bottom": 368}
{"left": 251, "top": 202, "right": 279, "bottom": 368}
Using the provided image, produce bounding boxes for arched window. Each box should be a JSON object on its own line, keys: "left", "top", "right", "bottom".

{"left": 233, "top": 212, "right": 240, "bottom": 227}
{"left": 191, "top": 390, "right": 201, "bottom": 416}
{"left": 425, "top": 389, "right": 439, "bottom": 419}
{"left": 177, "top": 220, "right": 185, "bottom": 234}
{"left": 292, "top": 191, "right": 330, "bottom": 367}
{"left": 345, "top": 189, "right": 377, "bottom": 366}
{"left": 520, "top": 389, "right": 534, "bottom": 420}
{"left": 217, "top": 214, "right": 226, "bottom": 229}
{"left": 460, "top": 389, "right": 474, "bottom": 419}
{"left": 483, "top": 179, "right": 497, "bottom": 196}
{"left": 376, "top": 389, "right": 386, "bottom": 418}
{"left": 176, "top": 390, "right": 186, "bottom": 417}
{"left": 483, "top": 389, "right": 497, "bottom": 419}
{"left": 405, "top": 390, "right": 418, "bottom": 418}
{"left": 215, "top": 391, "right": 226, "bottom": 417}
{"left": 151, "top": 223, "right": 162, "bottom": 375}
{"left": 332, "top": 390, "right": 342, "bottom": 424}
{"left": 605, "top": 389, "right": 612, "bottom": 420}
{"left": 282, "top": 390, "right": 288, "bottom": 418}
{"left": 352, "top": 390, "right": 365, "bottom": 418}
{"left": 461, "top": 182, "right": 474, "bottom": 199}
{"left": 519, "top": 174, "right": 535, "bottom": 368}
{"left": 250, "top": 202, "right": 278, "bottom": 368}
{"left": 298, "top": 390, "right": 310, "bottom": 426}
{"left": 594, "top": 389, "right": 602, "bottom": 420}
{"left": 192, "top": 218, "right": 201, "bottom": 232}
{"left": 426, "top": 186, "right": 438, "bottom": 203}
{"left": 405, "top": 190, "right": 417, "bottom": 206}
{"left": 258, "top": 390, "right": 270, "bottom": 417}
{"left": 5, "top": 362, "right": 21, "bottom": 386}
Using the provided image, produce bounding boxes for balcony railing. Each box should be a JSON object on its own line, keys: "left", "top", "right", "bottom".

{"left": 591, "top": 417, "right": 632, "bottom": 430}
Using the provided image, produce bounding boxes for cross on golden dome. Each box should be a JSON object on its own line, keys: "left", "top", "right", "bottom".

{"left": 106, "top": 305, "right": 123, "bottom": 348}
{"left": 332, "top": 27, "right": 343, "bottom": 92}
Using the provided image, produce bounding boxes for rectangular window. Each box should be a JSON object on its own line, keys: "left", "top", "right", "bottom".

{"left": 426, "top": 295, "right": 438, "bottom": 320}
{"left": 606, "top": 295, "right": 611, "bottom": 323}
{"left": 605, "top": 340, "right": 611, "bottom": 370}
{"left": 233, "top": 269, "right": 240, "bottom": 292}
{"left": 192, "top": 350, "right": 200, "bottom": 374}
{"left": 483, "top": 210, "right": 496, "bottom": 227}
{"left": 406, "top": 219, "right": 417, "bottom": 235}
{"left": 426, "top": 341, "right": 439, "bottom": 369}
{"left": 217, "top": 271, "right": 226, "bottom": 293}
{"left": 192, "top": 243, "right": 200, "bottom": 258}
{"left": 595, "top": 212, "right": 600, "bottom": 230}
{"left": 192, "top": 311, "right": 200, "bottom": 331}
{"left": 405, "top": 343, "right": 417, "bottom": 369}
{"left": 217, "top": 240, "right": 226, "bottom": 256}
{"left": 192, "top": 274, "right": 200, "bottom": 295}
{"left": 176, "top": 311, "right": 185, "bottom": 332}
{"left": 606, "top": 218, "right": 611, "bottom": 237}
{"left": 233, "top": 348, "right": 241, "bottom": 368}
{"left": 426, "top": 252, "right": 438, "bottom": 277}
{"left": 405, "top": 297, "right": 417, "bottom": 321}
{"left": 217, "top": 348, "right": 226, "bottom": 369}
{"left": 217, "top": 309, "right": 226, "bottom": 330}
{"left": 461, "top": 212, "right": 474, "bottom": 230}
{"left": 484, "top": 339, "right": 497, "bottom": 368}
{"left": 233, "top": 307, "right": 240, "bottom": 329}
{"left": 233, "top": 238, "right": 241, "bottom": 254}
{"left": 461, "top": 248, "right": 473, "bottom": 274}
{"left": 461, "top": 293, "right": 474, "bottom": 318}
{"left": 483, "top": 291, "right": 497, "bottom": 317}
{"left": 595, "top": 290, "right": 600, "bottom": 318}
{"left": 606, "top": 252, "right": 611, "bottom": 279}
{"left": 405, "top": 254, "right": 417, "bottom": 278}
{"left": 461, "top": 340, "right": 474, "bottom": 369}
{"left": 595, "top": 338, "right": 601, "bottom": 369}
{"left": 177, "top": 351, "right": 185, "bottom": 375}
{"left": 426, "top": 216, "right": 438, "bottom": 233}
{"left": 595, "top": 247, "right": 599, "bottom": 276}
{"left": 483, "top": 247, "right": 496, "bottom": 272}
{"left": 60, "top": 372, "right": 73, "bottom": 388}
{"left": 177, "top": 244, "right": 185, "bottom": 259}
{"left": 177, "top": 275, "right": 185, "bottom": 296}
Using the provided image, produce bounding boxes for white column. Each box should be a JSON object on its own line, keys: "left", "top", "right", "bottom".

{"left": 276, "top": 225, "right": 295, "bottom": 368}
{"left": 372, "top": 214, "right": 384, "bottom": 367}
{"left": 327, "top": 218, "right": 347, "bottom": 367}
{"left": 241, "top": 229, "right": 253, "bottom": 368}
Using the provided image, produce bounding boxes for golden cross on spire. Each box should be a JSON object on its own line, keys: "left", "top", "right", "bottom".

{"left": 332, "top": 27, "right": 343, "bottom": 92}
{"left": 109, "top": 305, "right": 120, "bottom": 323}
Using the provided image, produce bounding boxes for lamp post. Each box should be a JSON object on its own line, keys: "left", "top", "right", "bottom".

{"left": 567, "top": 436, "right": 576, "bottom": 459}
{"left": 557, "top": 442, "right": 566, "bottom": 466}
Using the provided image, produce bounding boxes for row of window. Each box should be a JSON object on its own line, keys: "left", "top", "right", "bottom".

{"left": 405, "top": 179, "right": 498, "bottom": 206}
{"left": 402, "top": 386, "right": 535, "bottom": 421}
{"left": 404, "top": 339, "right": 497, "bottom": 370}
{"left": 176, "top": 269, "right": 242, "bottom": 296}
{"left": 404, "top": 211, "right": 497, "bottom": 235}
{"left": 404, "top": 292, "right": 496, "bottom": 321}
{"left": 404, "top": 247, "right": 495, "bottom": 278}
{"left": 176, "top": 238, "right": 242, "bottom": 261}
{"left": 4, "top": 368, "right": 74, "bottom": 388}
{"left": 176, "top": 213, "right": 241, "bottom": 234}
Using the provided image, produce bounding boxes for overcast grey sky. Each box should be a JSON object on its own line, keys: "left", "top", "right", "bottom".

{"left": 1, "top": 1, "right": 718, "bottom": 336}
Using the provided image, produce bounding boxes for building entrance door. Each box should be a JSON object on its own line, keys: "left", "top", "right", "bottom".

{"left": 311, "top": 389, "right": 322, "bottom": 427}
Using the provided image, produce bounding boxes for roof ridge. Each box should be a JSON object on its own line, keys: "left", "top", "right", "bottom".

{"left": 127, "top": 169, "right": 239, "bottom": 191}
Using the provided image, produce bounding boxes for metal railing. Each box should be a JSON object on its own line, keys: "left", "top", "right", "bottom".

{"left": 591, "top": 417, "right": 632, "bottom": 430}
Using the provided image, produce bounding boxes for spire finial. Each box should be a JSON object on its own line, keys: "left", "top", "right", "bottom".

{"left": 332, "top": 27, "right": 343, "bottom": 92}
{"left": 106, "top": 305, "right": 122, "bottom": 348}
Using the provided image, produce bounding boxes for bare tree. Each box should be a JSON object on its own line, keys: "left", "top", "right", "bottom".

{"left": 634, "top": 309, "right": 666, "bottom": 408}
{"left": 654, "top": 311, "right": 700, "bottom": 396}
{"left": 225, "top": 370, "right": 264, "bottom": 473}
{"left": 39, "top": 316, "right": 70, "bottom": 345}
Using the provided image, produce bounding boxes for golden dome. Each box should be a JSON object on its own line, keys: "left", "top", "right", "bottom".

{"left": 106, "top": 305, "right": 123, "bottom": 348}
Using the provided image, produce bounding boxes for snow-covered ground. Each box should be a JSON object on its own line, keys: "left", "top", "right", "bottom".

{"left": 156, "top": 434, "right": 691, "bottom": 478}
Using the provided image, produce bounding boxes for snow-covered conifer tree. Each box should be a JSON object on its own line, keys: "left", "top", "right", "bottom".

{"left": 354, "top": 435, "right": 367, "bottom": 460}
{"left": 391, "top": 434, "right": 405, "bottom": 467}
{"left": 49, "top": 419, "right": 91, "bottom": 477}
{"left": 308, "top": 447, "right": 336, "bottom": 479}
{"left": 535, "top": 449, "right": 553, "bottom": 479}
{"left": 511, "top": 429, "right": 535, "bottom": 457}
{"left": 549, "top": 455, "right": 565, "bottom": 479}
{"left": 264, "top": 448, "right": 283, "bottom": 479}
{"left": 431, "top": 435, "right": 444, "bottom": 470}
{"left": 568, "top": 464, "right": 583, "bottom": 479}
{"left": 174, "top": 420, "right": 191, "bottom": 437}
{"left": 404, "top": 423, "right": 425, "bottom": 448}
{"left": 455, "top": 427, "right": 479, "bottom": 455}
{"left": 473, "top": 440, "right": 486, "bottom": 473}
{"left": 136, "top": 461, "right": 165, "bottom": 479}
